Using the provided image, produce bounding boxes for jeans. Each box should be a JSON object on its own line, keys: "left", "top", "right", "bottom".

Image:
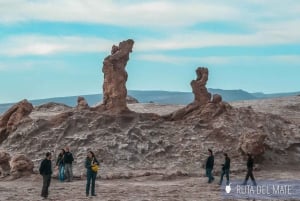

{"left": 86, "top": 170, "right": 97, "bottom": 196}
{"left": 206, "top": 168, "right": 214, "bottom": 183}
{"left": 219, "top": 169, "right": 230, "bottom": 185}
{"left": 58, "top": 164, "right": 65, "bottom": 181}
{"left": 41, "top": 174, "right": 51, "bottom": 198}
{"left": 65, "top": 163, "right": 73, "bottom": 182}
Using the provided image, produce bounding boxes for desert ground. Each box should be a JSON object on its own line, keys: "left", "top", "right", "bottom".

{"left": 0, "top": 167, "right": 299, "bottom": 201}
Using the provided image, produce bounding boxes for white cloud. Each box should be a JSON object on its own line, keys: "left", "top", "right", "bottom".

{"left": 1, "top": 0, "right": 300, "bottom": 56}
{"left": 136, "top": 54, "right": 232, "bottom": 65}
{"left": 1, "top": 0, "right": 299, "bottom": 30}
{"left": 0, "top": 0, "right": 242, "bottom": 27}
{"left": 136, "top": 28, "right": 300, "bottom": 51}
{"left": 1, "top": 28, "right": 300, "bottom": 57}
{"left": 0, "top": 60, "right": 69, "bottom": 71}
{"left": 0, "top": 35, "right": 114, "bottom": 56}
{"left": 136, "top": 54, "right": 300, "bottom": 65}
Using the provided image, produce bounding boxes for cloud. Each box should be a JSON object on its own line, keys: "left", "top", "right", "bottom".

{"left": 0, "top": 0, "right": 242, "bottom": 27}
{"left": 1, "top": 0, "right": 300, "bottom": 56}
{"left": 1, "top": 0, "right": 300, "bottom": 30}
{"left": 136, "top": 27, "right": 300, "bottom": 51}
{"left": 0, "top": 59, "right": 69, "bottom": 71}
{"left": 136, "top": 54, "right": 232, "bottom": 65}
{"left": 136, "top": 54, "right": 300, "bottom": 65}
{"left": 0, "top": 35, "right": 114, "bottom": 56}
{"left": 2, "top": 27, "right": 300, "bottom": 57}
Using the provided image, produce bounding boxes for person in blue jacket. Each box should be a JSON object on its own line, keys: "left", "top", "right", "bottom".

{"left": 56, "top": 149, "right": 65, "bottom": 182}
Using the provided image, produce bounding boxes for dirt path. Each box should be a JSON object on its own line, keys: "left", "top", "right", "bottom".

{"left": 0, "top": 169, "right": 299, "bottom": 201}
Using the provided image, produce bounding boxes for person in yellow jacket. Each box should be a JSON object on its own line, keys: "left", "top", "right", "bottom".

{"left": 85, "top": 151, "right": 99, "bottom": 197}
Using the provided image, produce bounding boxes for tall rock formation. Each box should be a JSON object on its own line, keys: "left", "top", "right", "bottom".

{"left": 165, "top": 67, "right": 226, "bottom": 121}
{"left": 101, "top": 39, "right": 134, "bottom": 112}
{"left": 191, "top": 67, "right": 211, "bottom": 105}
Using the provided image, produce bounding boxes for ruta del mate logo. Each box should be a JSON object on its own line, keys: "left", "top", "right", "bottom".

{"left": 225, "top": 183, "right": 231, "bottom": 194}
{"left": 236, "top": 184, "right": 291, "bottom": 195}
{"left": 221, "top": 180, "right": 300, "bottom": 200}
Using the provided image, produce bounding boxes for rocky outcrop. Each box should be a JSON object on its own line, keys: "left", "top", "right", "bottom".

{"left": 0, "top": 99, "right": 33, "bottom": 144}
{"left": 1, "top": 101, "right": 298, "bottom": 179}
{"left": 100, "top": 39, "right": 134, "bottom": 112}
{"left": 238, "top": 132, "right": 267, "bottom": 156}
{"left": 126, "top": 96, "right": 139, "bottom": 104}
{"left": 165, "top": 67, "right": 227, "bottom": 121}
{"left": 212, "top": 94, "right": 222, "bottom": 104}
{"left": 0, "top": 152, "right": 34, "bottom": 178}
{"left": 10, "top": 154, "right": 34, "bottom": 178}
{"left": 35, "top": 102, "right": 71, "bottom": 112}
{"left": 191, "top": 67, "right": 211, "bottom": 105}
{"left": 76, "top": 96, "right": 89, "bottom": 110}
{"left": 0, "top": 151, "right": 11, "bottom": 177}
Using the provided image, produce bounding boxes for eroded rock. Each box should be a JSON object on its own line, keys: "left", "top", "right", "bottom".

{"left": 212, "top": 94, "right": 222, "bottom": 104}
{"left": 191, "top": 67, "right": 211, "bottom": 105}
{"left": 101, "top": 39, "right": 134, "bottom": 112}
{"left": 10, "top": 154, "right": 34, "bottom": 178}
{"left": 165, "top": 67, "right": 227, "bottom": 121}
{"left": 0, "top": 151, "right": 11, "bottom": 177}
{"left": 76, "top": 96, "right": 89, "bottom": 110}
{"left": 0, "top": 99, "right": 33, "bottom": 144}
{"left": 238, "top": 132, "right": 267, "bottom": 156}
{"left": 126, "top": 96, "right": 139, "bottom": 104}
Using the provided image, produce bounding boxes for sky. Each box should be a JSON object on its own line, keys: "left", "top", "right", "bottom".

{"left": 0, "top": 0, "right": 300, "bottom": 103}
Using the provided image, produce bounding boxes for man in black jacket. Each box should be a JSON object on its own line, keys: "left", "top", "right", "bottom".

{"left": 219, "top": 153, "right": 230, "bottom": 185}
{"left": 64, "top": 146, "right": 74, "bottom": 182}
{"left": 242, "top": 153, "right": 257, "bottom": 186}
{"left": 206, "top": 149, "right": 214, "bottom": 183}
{"left": 39, "top": 152, "right": 52, "bottom": 199}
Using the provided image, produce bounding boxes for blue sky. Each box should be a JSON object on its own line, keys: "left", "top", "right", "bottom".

{"left": 1, "top": 0, "right": 300, "bottom": 103}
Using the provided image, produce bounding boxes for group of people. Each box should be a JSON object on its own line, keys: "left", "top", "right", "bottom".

{"left": 39, "top": 147, "right": 257, "bottom": 199}
{"left": 205, "top": 149, "right": 257, "bottom": 186}
{"left": 38, "top": 146, "right": 99, "bottom": 199}
{"left": 55, "top": 146, "right": 74, "bottom": 182}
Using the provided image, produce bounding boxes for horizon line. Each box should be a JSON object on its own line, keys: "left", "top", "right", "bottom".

{"left": 1, "top": 89, "right": 300, "bottom": 105}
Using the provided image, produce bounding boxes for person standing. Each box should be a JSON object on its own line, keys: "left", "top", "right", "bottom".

{"left": 242, "top": 153, "right": 257, "bottom": 186}
{"left": 39, "top": 152, "right": 53, "bottom": 199}
{"left": 85, "top": 151, "right": 99, "bottom": 197}
{"left": 64, "top": 146, "right": 74, "bottom": 182}
{"left": 219, "top": 153, "right": 230, "bottom": 185}
{"left": 56, "top": 149, "right": 65, "bottom": 182}
{"left": 206, "top": 149, "right": 214, "bottom": 183}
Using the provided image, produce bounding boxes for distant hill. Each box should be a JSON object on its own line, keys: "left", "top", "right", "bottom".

{"left": 251, "top": 91, "right": 300, "bottom": 99}
{"left": 0, "top": 89, "right": 299, "bottom": 114}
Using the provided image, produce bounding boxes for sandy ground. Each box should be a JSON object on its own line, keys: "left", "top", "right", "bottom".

{"left": 1, "top": 168, "right": 299, "bottom": 201}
